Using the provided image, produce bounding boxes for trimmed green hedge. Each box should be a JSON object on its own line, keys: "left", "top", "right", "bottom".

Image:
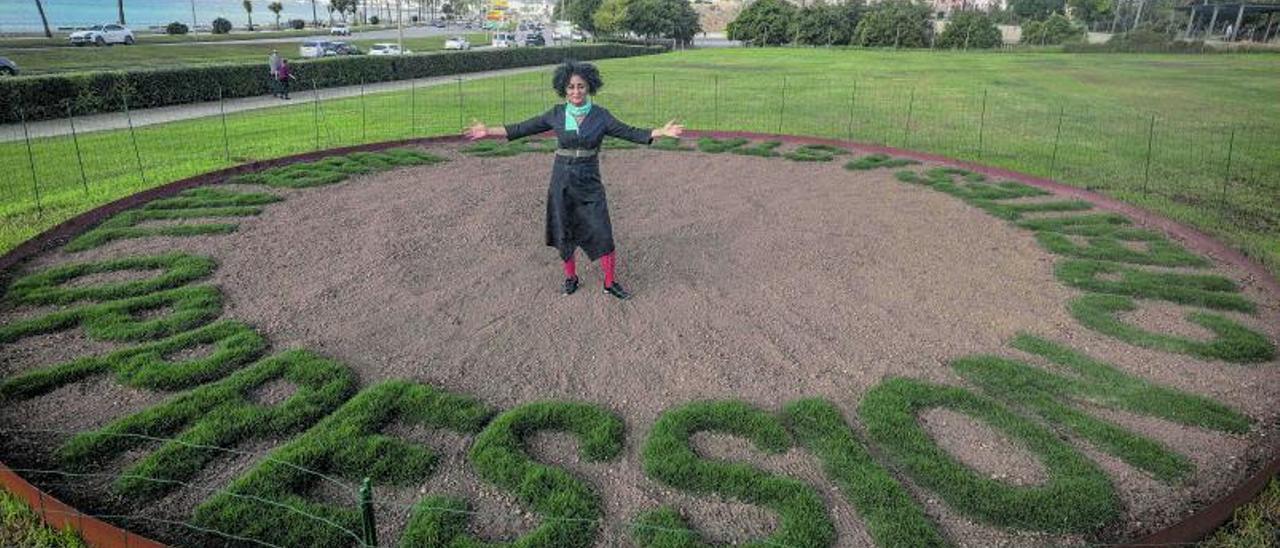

{"left": 0, "top": 45, "right": 665, "bottom": 123}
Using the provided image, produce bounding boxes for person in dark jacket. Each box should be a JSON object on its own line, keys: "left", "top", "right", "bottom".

{"left": 465, "top": 61, "right": 682, "bottom": 300}
{"left": 276, "top": 58, "right": 295, "bottom": 100}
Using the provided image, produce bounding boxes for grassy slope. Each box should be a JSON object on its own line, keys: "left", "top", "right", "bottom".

{"left": 6, "top": 33, "right": 491, "bottom": 75}
{"left": 0, "top": 48, "right": 1276, "bottom": 281}
{"left": 0, "top": 488, "right": 85, "bottom": 548}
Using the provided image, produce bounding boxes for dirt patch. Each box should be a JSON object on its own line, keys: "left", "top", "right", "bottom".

{"left": 245, "top": 377, "right": 297, "bottom": 407}
{"left": 2, "top": 143, "right": 1278, "bottom": 546}
{"left": 0, "top": 327, "right": 119, "bottom": 380}
{"left": 1118, "top": 301, "right": 1221, "bottom": 342}
{"left": 60, "top": 268, "right": 167, "bottom": 289}
{"left": 920, "top": 408, "right": 1049, "bottom": 487}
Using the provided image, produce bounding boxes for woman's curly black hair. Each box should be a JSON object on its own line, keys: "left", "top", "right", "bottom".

{"left": 552, "top": 60, "right": 604, "bottom": 97}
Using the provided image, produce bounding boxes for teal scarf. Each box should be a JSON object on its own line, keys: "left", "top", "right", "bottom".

{"left": 564, "top": 99, "right": 592, "bottom": 133}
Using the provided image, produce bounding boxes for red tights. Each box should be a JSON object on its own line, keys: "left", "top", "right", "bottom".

{"left": 563, "top": 251, "right": 616, "bottom": 287}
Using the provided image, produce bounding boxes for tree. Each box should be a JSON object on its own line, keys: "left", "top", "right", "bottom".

{"left": 269, "top": 2, "right": 284, "bottom": 29}
{"left": 1011, "top": 0, "right": 1065, "bottom": 21}
{"left": 243, "top": 0, "right": 255, "bottom": 30}
{"left": 727, "top": 0, "right": 796, "bottom": 46}
{"left": 1067, "top": 0, "right": 1112, "bottom": 25}
{"left": 853, "top": 0, "right": 932, "bottom": 47}
{"left": 593, "top": 0, "right": 630, "bottom": 36}
{"left": 118, "top": 0, "right": 126, "bottom": 24}
{"left": 331, "top": 0, "right": 357, "bottom": 22}
{"left": 794, "top": 2, "right": 863, "bottom": 45}
{"left": 558, "top": 0, "right": 605, "bottom": 33}
{"left": 1020, "top": 12, "right": 1083, "bottom": 43}
{"left": 166, "top": 21, "right": 190, "bottom": 34}
{"left": 936, "top": 9, "right": 1002, "bottom": 48}
{"left": 312, "top": 0, "right": 320, "bottom": 26}
{"left": 33, "top": 0, "right": 52, "bottom": 38}
{"left": 624, "top": 0, "right": 701, "bottom": 44}
{"left": 212, "top": 17, "right": 233, "bottom": 34}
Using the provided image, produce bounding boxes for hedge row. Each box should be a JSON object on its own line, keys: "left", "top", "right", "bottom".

{"left": 0, "top": 44, "right": 666, "bottom": 123}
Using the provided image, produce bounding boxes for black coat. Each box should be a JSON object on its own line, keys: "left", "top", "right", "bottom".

{"left": 504, "top": 104, "right": 652, "bottom": 261}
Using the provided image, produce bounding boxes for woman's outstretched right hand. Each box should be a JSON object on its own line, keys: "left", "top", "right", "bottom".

{"left": 464, "top": 119, "right": 488, "bottom": 140}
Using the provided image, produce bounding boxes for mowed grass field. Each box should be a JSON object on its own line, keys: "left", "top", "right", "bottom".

{"left": 0, "top": 48, "right": 1277, "bottom": 279}
{"left": 3, "top": 32, "right": 491, "bottom": 75}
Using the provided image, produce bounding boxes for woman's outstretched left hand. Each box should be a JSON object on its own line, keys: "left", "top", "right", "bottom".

{"left": 658, "top": 119, "right": 684, "bottom": 138}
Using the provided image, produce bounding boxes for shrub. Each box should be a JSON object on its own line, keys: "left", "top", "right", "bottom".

{"left": 1020, "top": 13, "right": 1082, "bottom": 45}
{"left": 854, "top": 0, "right": 933, "bottom": 48}
{"left": 287, "top": 18, "right": 306, "bottom": 29}
{"left": 0, "top": 44, "right": 662, "bottom": 123}
{"left": 211, "top": 17, "right": 233, "bottom": 34}
{"left": 937, "top": 10, "right": 1002, "bottom": 48}
{"left": 795, "top": 3, "right": 863, "bottom": 46}
{"left": 369, "top": 15, "right": 380, "bottom": 25}
{"left": 726, "top": 0, "right": 796, "bottom": 46}
{"left": 165, "top": 21, "right": 190, "bottom": 35}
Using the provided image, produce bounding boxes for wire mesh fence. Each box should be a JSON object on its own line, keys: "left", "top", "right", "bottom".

{"left": 0, "top": 69, "right": 1276, "bottom": 269}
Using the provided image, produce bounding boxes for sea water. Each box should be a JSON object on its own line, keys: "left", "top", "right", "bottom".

{"left": 1, "top": 0, "right": 413, "bottom": 34}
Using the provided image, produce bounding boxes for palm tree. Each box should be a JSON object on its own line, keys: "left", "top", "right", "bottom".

{"left": 117, "top": 0, "right": 126, "bottom": 24}
{"left": 269, "top": 1, "right": 284, "bottom": 29}
{"left": 312, "top": 0, "right": 320, "bottom": 26}
{"left": 33, "top": 0, "right": 52, "bottom": 38}
{"left": 243, "top": 0, "right": 254, "bottom": 30}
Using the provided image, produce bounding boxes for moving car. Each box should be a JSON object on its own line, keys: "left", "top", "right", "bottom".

{"left": 299, "top": 39, "right": 334, "bottom": 58}
{"left": 433, "top": 19, "right": 447, "bottom": 28}
{"left": 524, "top": 33, "right": 545, "bottom": 47}
{"left": 324, "top": 41, "right": 361, "bottom": 55}
{"left": 492, "top": 32, "right": 516, "bottom": 48}
{"left": 69, "top": 24, "right": 135, "bottom": 46}
{"left": 369, "top": 43, "right": 410, "bottom": 55}
{"left": 0, "top": 57, "right": 17, "bottom": 76}
{"left": 444, "top": 36, "right": 470, "bottom": 50}
{"left": 330, "top": 25, "right": 351, "bottom": 36}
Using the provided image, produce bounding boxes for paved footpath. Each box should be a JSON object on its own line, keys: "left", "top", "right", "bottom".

{"left": 0, "top": 64, "right": 555, "bottom": 143}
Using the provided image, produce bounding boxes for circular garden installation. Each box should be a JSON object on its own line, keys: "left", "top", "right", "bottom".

{"left": 0, "top": 133, "right": 1277, "bottom": 547}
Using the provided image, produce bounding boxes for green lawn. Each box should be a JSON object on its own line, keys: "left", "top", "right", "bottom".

{"left": 4, "top": 33, "right": 491, "bottom": 75}
{"left": 0, "top": 488, "right": 85, "bottom": 548}
{"left": 0, "top": 48, "right": 1277, "bottom": 280}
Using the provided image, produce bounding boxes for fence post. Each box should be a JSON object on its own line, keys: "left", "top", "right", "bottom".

{"left": 778, "top": 76, "right": 787, "bottom": 134}
{"left": 903, "top": 88, "right": 915, "bottom": 148}
{"left": 66, "top": 101, "right": 89, "bottom": 197}
{"left": 1220, "top": 126, "right": 1236, "bottom": 211}
{"left": 411, "top": 77, "right": 417, "bottom": 135}
{"left": 123, "top": 93, "right": 147, "bottom": 185}
{"left": 359, "top": 477, "right": 378, "bottom": 547}
{"left": 361, "top": 79, "right": 367, "bottom": 142}
{"left": 312, "top": 80, "right": 321, "bottom": 151}
{"left": 846, "top": 82, "right": 857, "bottom": 142}
{"left": 19, "top": 108, "right": 42, "bottom": 216}
{"left": 650, "top": 73, "right": 657, "bottom": 127}
{"left": 1049, "top": 106, "right": 1064, "bottom": 178}
{"left": 456, "top": 77, "right": 465, "bottom": 132}
{"left": 218, "top": 86, "right": 231, "bottom": 162}
{"left": 1142, "top": 114, "right": 1156, "bottom": 195}
{"left": 977, "top": 88, "right": 988, "bottom": 159}
{"left": 713, "top": 74, "right": 719, "bottom": 131}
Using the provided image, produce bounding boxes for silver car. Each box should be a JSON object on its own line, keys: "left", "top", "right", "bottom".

{"left": 0, "top": 57, "right": 17, "bottom": 76}
{"left": 69, "top": 24, "right": 135, "bottom": 46}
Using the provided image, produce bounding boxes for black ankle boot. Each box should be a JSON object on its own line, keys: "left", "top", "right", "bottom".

{"left": 603, "top": 282, "right": 631, "bottom": 300}
{"left": 562, "top": 276, "right": 580, "bottom": 295}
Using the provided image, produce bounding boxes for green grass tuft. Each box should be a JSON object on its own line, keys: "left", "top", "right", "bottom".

{"left": 1035, "top": 232, "right": 1211, "bottom": 268}
{"left": 1070, "top": 294, "right": 1275, "bottom": 363}
{"left": 631, "top": 507, "right": 709, "bottom": 548}
{"left": 5, "top": 252, "right": 217, "bottom": 306}
{"left": 858, "top": 377, "right": 1119, "bottom": 533}
{"left": 229, "top": 148, "right": 445, "bottom": 188}
{"left": 59, "top": 350, "right": 357, "bottom": 501}
{"left": 954, "top": 335, "right": 1253, "bottom": 483}
{"left": 846, "top": 154, "right": 921, "bottom": 171}
{"left": 783, "top": 144, "right": 850, "bottom": 162}
{"left": 0, "top": 487, "right": 85, "bottom": 548}
{"left": 731, "top": 140, "right": 783, "bottom": 158}
{"left": 696, "top": 137, "right": 749, "bottom": 153}
{"left": 0, "top": 285, "right": 222, "bottom": 345}
{"left": 782, "top": 398, "right": 947, "bottom": 547}
{"left": 650, "top": 137, "right": 695, "bottom": 151}
{"left": 142, "top": 187, "right": 282, "bottom": 210}
{"left": 975, "top": 199, "right": 1095, "bottom": 221}
{"left": 193, "top": 380, "right": 493, "bottom": 547}
{"left": 603, "top": 136, "right": 641, "bottom": 149}
{"left": 64, "top": 187, "right": 281, "bottom": 252}
{"left": 461, "top": 138, "right": 554, "bottom": 157}
{"left": 1055, "top": 259, "right": 1254, "bottom": 312}
{"left": 640, "top": 400, "right": 835, "bottom": 547}
{"left": 410, "top": 401, "right": 625, "bottom": 547}
{"left": 0, "top": 319, "right": 267, "bottom": 400}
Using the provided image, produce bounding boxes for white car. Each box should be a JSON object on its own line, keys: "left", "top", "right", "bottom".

{"left": 330, "top": 25, "right": 351, "bottom": 36}
{"left": 368, "top": 43, "right": 410, "bottom": 55}
{"left": 69, "top": 24, "right": 135, "bottom": 46}
{"left": 492, "top": 32, "right": 516, "bottom": 48}
{"left": 299, "top": 39, "right": 334, "bottom": 58}
{"left": 444, "top": 36, "right": 470, "bottom": 50}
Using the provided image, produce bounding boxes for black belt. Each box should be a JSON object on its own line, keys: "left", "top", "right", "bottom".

{"left": 555, "top": 148, "right": 598, "bottom": 158}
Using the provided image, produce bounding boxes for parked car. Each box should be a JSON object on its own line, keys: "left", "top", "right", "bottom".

{"left": 69, "top": 24, "right": 135, "bottom": 46}
{"left": 299, "top": 39, "right": 334, "bottom": 58}
{"left": 524, "top": 33, "right": 545, "bottom": 47}
{"left": 324, "top": 41, "right": 361, "bottom": 55}
{"left": 0, "top": 57, "right": 17, "bottom": 76}
{"left": 492, "top": 32, "right": 516, "bottom": 48}
{"left": 330, "top": 25, "right": 351, "bottom": 36}
{"left": 433, "top": 19, "right": 447, "bottom": 28}
{"left": 369, "top": 43, "right": 410, "bottom": 55}
{"left": 444, "top": 36, "right": 470, "bottom": 50}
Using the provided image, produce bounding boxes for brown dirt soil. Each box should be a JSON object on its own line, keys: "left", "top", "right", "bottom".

{"left": 1, "top": 142, "right": 1279, "bottom": 547}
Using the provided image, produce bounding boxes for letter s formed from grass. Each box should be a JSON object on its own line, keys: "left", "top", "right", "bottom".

{"left": 402, "top": 401, "right": 625, "bottom": 547}
{"left": 634, "top": 400, "right": 836, "bottom": 548}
